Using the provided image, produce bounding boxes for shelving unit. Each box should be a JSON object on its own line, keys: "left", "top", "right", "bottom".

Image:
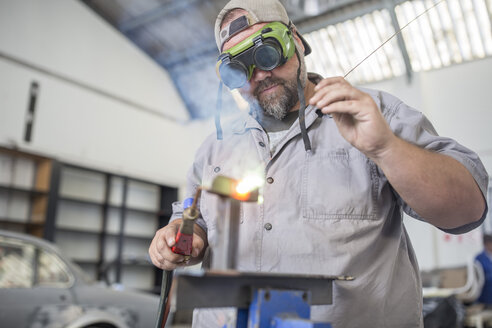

{"left": 54, "top": 163, "right": 177, "bottom": 292}
{"left": 0, "top": 146, "right": 178, "bottom": 293}
{"left": 0, "top": 146, "right": 53, "bottom": 237}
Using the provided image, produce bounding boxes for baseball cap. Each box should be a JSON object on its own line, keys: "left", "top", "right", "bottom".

{"left": 214, "top": 0, "right": 312, "bottom": 55}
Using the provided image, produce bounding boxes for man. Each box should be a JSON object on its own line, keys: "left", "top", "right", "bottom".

{"left": 149, "top": 0, "right": 488, "bottom": 326}
{"left": 476, "top": 234, "right": 492, "bottom": 305}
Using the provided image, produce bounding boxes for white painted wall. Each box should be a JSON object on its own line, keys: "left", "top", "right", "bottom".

{"left": 364, "top": 57, "right": 492, "bottom": 270}
{"left": 0, "top": 0, "right": 213, "bottom": 189}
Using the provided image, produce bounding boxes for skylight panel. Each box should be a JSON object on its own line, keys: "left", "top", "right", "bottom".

{"left": 373, "top": 10, "right": 406, "bottom": 77}
{"left": 358, "top": 15, "right": 391, "bottom": 79}
{"left": 448, "top": 0, "right": 473, "bottom": 60}
{"left": 304, "top": 9, "right": 404, "bottom": 84}
{"left": 396, "top": 3, "right": 425, "bottom": 71}
{"left": 396, "top": 0, "right": 492, "bottom": 71}
{"left": 475, "top": 0, "right": 492, "bottom": 54}
{"left": 304, "top": 0, "right": 491, "bottom": 84}
{"left": 414, "top": 1, "right": 443, "bottom": 68}
{"left": 342, "top": 20, "right": 374, "bottom": 82}
{"left": 425, "top": 0, "right": 453, "bottom": 66}
{"left": 474, "top": 0, "right": 492, "bottom": 54}
{"left": 463, "top": 0, "right": 486, "bottom": 57}
{"left": 437, "top": 0, "right": 464, "bottom": 63}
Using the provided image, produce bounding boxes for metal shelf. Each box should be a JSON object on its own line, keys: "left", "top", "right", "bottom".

{"left": 55, "top": 226, "right": 102, "bottom": 235}
{"left": 59, "top": 196, "right": 162, "bottom": 216}
{"left": 0, "top": 147, "right": 178, "bottom": 293}
{"left": 0, "top": 184, "right": 48, "bottom": 196}
{"left": 0, "top": 218, "right": 43, "bottom": 227}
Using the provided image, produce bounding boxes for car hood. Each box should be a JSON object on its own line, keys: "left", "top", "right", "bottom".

{"left": 72, "top": 284, "right": 159, "bottom": 327}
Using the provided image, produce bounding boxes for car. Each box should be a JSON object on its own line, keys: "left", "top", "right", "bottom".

{"left": 0, "top": 229, "right": 160, "bottom": 328}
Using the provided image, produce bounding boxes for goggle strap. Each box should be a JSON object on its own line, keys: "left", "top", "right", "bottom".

{"left": 295, "top": 47, "right": 311, "bottom": 152}
{"left": 215, "top": 81, "right": 224, "bottom": 140}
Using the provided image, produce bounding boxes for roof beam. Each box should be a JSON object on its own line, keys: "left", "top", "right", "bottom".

{"left": 385, "top": 0, "right": 413, "bottom": 83}
{"left": 296, "top": 0, "right": 384, "bottom": 34}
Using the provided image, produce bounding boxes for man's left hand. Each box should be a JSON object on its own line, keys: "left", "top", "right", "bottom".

{"left": 309, "top": 76, "right": 396, "bottom": 160}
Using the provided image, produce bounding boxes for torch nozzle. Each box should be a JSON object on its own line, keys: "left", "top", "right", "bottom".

{"left": 183, "top": 188, "right": 202, "bottom": 220}
{"left": 190, "top": 188, "right": 201, "bottom": 211}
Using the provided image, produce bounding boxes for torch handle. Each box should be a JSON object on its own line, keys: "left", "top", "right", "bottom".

{"left": 170, "top": 195, "right": 200, "bottom": 258}
{"left": 171, "top": 213, "right": 196, "bottom": 258}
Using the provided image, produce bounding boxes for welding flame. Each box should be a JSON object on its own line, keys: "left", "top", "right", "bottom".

{"left": 236, "top": 174, "right": 264, "bottom": 195}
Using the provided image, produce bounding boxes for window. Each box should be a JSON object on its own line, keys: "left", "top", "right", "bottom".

{"left": 0, "top": 235, "right": 72, "bottom": 288}
{"left": 37, "top": 249, "right": 71, "bottom": 287}
{"left": 0, "top": 237, "right": 34, "bottom": 288}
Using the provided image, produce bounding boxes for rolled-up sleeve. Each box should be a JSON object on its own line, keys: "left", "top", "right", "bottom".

{"left": 170, "top": 200, "right": 208, "bottom": 234}
{"left": 381, "top": 91, "right": 489, "bottom": 234}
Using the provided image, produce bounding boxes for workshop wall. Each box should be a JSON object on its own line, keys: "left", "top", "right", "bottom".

{"left": 0, "top": 0, "right": 212, "bottom": 189}
{"left": 364, "top": 57, "right": 492, "bottom": 270}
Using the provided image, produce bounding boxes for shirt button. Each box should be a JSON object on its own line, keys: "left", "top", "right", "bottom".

{"left": 214, "top": 166, "right": 220, "bottom": 173}
{"left": 264, "top": 223, "right": 272, "bottom": 231}
{"left": 259, "top": 141, "right": 266, "bottom": 147}
{"left": 266, "top": 177, "right": 274, "bottom": 184}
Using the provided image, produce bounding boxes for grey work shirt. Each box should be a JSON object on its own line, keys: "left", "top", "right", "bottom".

{"left": 170, "top": 87, "right": 489, "bottom": 328}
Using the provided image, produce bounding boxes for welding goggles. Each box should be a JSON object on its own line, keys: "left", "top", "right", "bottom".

{"left": 216, "top": 21, "right": 296, "bottom": 89}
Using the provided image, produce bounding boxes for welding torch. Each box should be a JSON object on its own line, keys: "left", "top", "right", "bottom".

{"left": 155, "top": 189, "right": 201, "bottom": 328}
{"left": 171, "top": 190, "right": 201, "bottom": 260}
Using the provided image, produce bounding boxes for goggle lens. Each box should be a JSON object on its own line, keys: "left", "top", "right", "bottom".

{"left": 219, "top": 60, "right": 249, "bottom": 89}
{"left": 253, "top": 42, "right": 282, "bottom": 71}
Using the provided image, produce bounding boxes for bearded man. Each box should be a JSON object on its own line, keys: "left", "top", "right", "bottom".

{"left": 149, "top": 1, "right": 488, "bottom": 327}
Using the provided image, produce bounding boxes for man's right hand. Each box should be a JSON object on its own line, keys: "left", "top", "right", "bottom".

{"left": 149, "top": 219, "right": 208, "bottom": 270}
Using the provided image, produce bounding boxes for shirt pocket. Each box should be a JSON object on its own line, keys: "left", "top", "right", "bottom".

{"left": 301, "top": 148, "right": 378, "bottom": 220}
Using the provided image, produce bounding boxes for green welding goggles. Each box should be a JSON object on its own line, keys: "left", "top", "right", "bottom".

{"left": 216, "top": 21, "right": 296, "bottom": 89}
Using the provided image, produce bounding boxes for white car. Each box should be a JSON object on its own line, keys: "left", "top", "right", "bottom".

{"left": 0, "top": 230, "right": 159, "bottom": 328}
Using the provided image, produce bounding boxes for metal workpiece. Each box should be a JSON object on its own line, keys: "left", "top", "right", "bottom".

{"left": 210, "top": 197, "right": 241, "bottom": 270}
{"left": 169, "top": 270, "right": 348, "bottom": 325}
{"left": 204, "top": 175, "right": 261, "bottom": 271}
{"left": 171, "top": 270, "right": 344, "bottom": 310}
{"left": 207, "top": 175, "right": 259, "bottom": 202}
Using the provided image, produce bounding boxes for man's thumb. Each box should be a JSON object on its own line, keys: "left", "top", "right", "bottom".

{"left": 165, "top": 225, "right": 179, "bottom": 247}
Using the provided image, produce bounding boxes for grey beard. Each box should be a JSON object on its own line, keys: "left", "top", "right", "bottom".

{"left": 248, "top": 75, "right": 299, "bottom": 120}
{"left": 259, "top": 84, "right": 297, "bottom": 120}
{"left": 250, "top": 54, "right": 307, "bottom": 120}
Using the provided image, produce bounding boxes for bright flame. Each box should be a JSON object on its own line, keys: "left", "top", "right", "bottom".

{"left": 236, "top": 174, "right": 264, "bottom": 195}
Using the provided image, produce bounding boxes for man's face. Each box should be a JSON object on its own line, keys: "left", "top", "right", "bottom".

{"left": 222, "top": 21, "right": 304, "bottom": 120}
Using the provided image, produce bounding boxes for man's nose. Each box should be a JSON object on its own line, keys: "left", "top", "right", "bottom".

{"left": 252, "top": 68, "right": 272, "bottom": 82}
